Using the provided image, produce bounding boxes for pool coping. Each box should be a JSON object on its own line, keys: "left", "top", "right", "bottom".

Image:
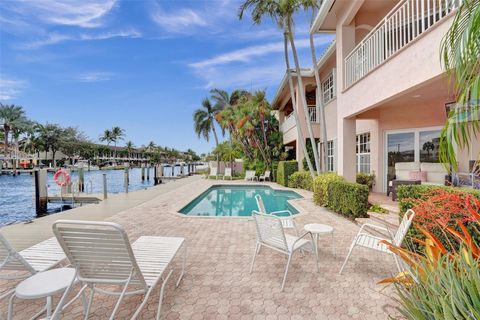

{"left": 172, "top": 179, "right": 313, "bottom": 219}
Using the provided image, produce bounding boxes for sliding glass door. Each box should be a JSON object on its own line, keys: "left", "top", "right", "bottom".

{"left": 385, "top": 128, "right": 442, "bottom": 191}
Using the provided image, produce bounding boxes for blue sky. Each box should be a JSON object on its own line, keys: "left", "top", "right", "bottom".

{"left": 0, "top": 0, "right": 334, "bottom": 154}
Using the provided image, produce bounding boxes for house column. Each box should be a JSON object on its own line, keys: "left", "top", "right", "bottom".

{"left": 337, "top": 117, "right": 356, "bottom": 182}
{"left": 296, "top": 140, "right": 305, "bottom": 171}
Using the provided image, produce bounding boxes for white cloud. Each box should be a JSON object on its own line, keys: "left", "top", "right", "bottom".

{"left": 11, "top": 0, "right": 117, "bottom": 28}
{"left": 189, "top": 34, "right": 335, "bottom": 90}
{"left": 76, "top": 72, "right": 113, "bottom": 83}
{"left": 190, "top": 38, "right": 331, "bottom": 69}
{"left": 0, "top": 77, "right": 26, "bottom": 100}
{"left": 21, "top": 29, "right": 142, "bottom": 49}
{"left": 151, "top": 4, "right": 208, "bottom": 33}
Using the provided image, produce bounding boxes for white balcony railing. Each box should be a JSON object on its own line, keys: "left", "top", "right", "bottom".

{"left": 280, "top": 113, "right": 296, "bottom": 132}
{"left": 344, "top": 0, "right": 461, "bottom": 89}
{"left": 308, "top": 106, "right": 317, "bottom": 122}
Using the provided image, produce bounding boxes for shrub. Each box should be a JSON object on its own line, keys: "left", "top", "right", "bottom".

{"left": 244, "top": 159, "right": 267, "bottom": 177}
{"left": 327, "top": 181, "right": 369, "bottom": 219}
{"left": 356, "top": 172, "right": 375, "bottom": 190}
{"left": 312, "top": 173, "right": 344, "bottom": 206}
{"left": 398, "top": 184, "right": 480, "bottom": 252}
{"left": 276, "top": 161, "right": 298, "bottom": 186}
{"left": 288, "top": 171, "right": 313, "bottom": 191}
{"left": 369, "top": 204, "right": 388, "bottom": 214}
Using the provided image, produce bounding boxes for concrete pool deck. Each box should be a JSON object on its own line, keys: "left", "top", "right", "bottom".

{"left": 1, "top": 176, "right": 399, "bottom": 319}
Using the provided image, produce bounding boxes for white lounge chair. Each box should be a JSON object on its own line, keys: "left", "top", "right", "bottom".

{"left": 223, "top": 167, "right": 232, "bottom": 180}
{"left": 209, "top": 167, "right": 218, "bottom": 179}
{"left": 51, "top": 220, "right": 187, "bottom": 320}
{"left": 0, "top": 234, "right": 67, "bottom": 318}
{"left": 244, "top": 170, "right": 257, "bottom": 181}
{"left": 339, "top": 209, "right": 415, "bottom": 274}
{"left": 250, "top": 211, "right": 318, "bottom": 291}
{"left": 255, "top": 194, "right": 297, "bottom": 235}
{"left": 259, "top": 170, "right": 271, "bottom": 181}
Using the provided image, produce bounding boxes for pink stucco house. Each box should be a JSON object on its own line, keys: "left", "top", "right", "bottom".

{"left": 272, "top": 0, "right": 479, "bottom": 193}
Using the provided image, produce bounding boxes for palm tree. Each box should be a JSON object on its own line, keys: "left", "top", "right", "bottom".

{"left": 0, "top": 104, "right": 27, "bottom": 158}
{"left": 36, "top": 123, "right": 63, "bottom": 167}
{"left": 100, "top": 129, "right": 113, "bottom": 146}
{"left": 193, "top": 98, "right": 221, "bottom": 147}
{"left": 194, "top": 98, "right": 222, "bottom": 170}
{"left": 309, "top": 13, "right": 328, "bottom": 173}
{"left": 439, "top": 0, "right": 480, "bottom": 171}
{"left": 125, "top": 141, "right": 135, "bottom": 159}
{"left": 239, "top": 0, "right": 319, "bottom": 177}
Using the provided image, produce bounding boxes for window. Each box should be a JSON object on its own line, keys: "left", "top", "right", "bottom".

{"left": 327, "top": 140, "right": 335, "bottom": 172}
{"left": 322, "top": 71, "right": 335, "bottom": 104}
{"left": 419, "top": 130, "right": 441, "bottom": 162}
{"left": 356, "top": 133, "right": 371, "bottom": 173}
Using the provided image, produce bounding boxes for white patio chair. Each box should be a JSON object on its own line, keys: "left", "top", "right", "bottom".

{"left": 0, "top": 234, "right": 67, "bottom": 318}
{"left": 223, "top": 167, "right": 232, "bottom": 180}
{"left": 255, "top": 194, "right": 298, "bottom": 235}
{"left": 250, "top": 211, "right": 318, "bottom": 291}
{"left": 244, "top": 170, "right": 257, "bottom": 181}
{"left": 258, "top": 170, "right": 271, "bottom": 181}
{"left": 51, "top": 220, "right": 187, "bottom": 320}
{"left": 339, "top": 209, "right": 415, "bottom": 274}
{"left": 209, "top": 167, "right": 218, "bottom": 179}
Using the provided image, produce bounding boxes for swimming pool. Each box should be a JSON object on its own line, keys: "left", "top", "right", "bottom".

{"left": 179, "top": 185, "right": 302, "bottom": 217}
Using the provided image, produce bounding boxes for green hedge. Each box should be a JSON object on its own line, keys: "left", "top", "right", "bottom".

{"left": 398, "top": 184, "right": 480, "bottom": 252}
{"left": 327, "top": 181, "right": 369, "bottom": 219}
{"left": 288, "top": 171, "right": 313, "bottom": 191}
{"left": 276, "top": 161, "right": 298, "bottom": 186}
{"left": 312, "top": 173, "right": 344, "bottom": 206}
{"left": 356, "top": 172, "right": 375, "bottom": 190}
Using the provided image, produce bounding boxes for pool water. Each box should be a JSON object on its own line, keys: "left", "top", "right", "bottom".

{"left": 179, "top": 185, "right": 302, "bottom": 217}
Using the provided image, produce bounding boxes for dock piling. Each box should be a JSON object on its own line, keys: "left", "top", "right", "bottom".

{"left": 124, "top": 165, "right": 129, "bottom": 193}
{"left": 102, "top": 173, "right": 107, "bottom": 199}
{"left": 141, "top": 164, "right": 145, "bottom": 181}
{"left": 146, "top": 165, "right": 150, "bottom": 180}
{"left": 34, "top": 169, "right": 48, "bottom": 214}
{"left": 78, "top": 165, "right": 85, "bottom": 192}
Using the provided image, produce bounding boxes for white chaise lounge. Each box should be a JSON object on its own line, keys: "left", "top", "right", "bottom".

{"left": 0, "top": 234, "right": 67, "bottom": 318}
{"left": 51, "top": 220, "right": 187, "bottom": 320}
{"left": 223, "top": 167, "right": 232, "bottom": 180}
{"left": 245, "top": 170, "right": 257, "bottom": 181}
{"left": 258, "top": 170, "right": 271, "bottom": 181}
{"left": 250, "top": 211, "right": 318, "bottom": 291}
{"left": 339, "top": 209, "right": 415, "bottom": 274}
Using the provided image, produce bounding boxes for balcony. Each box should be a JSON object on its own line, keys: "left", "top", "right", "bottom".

{"left": 280, "top": 107, "right": 318, "bottom": 133}
{"left": 344, "top": 0, "right": 461, "bottom": 89}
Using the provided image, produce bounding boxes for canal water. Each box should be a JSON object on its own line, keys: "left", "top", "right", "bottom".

{"left": 0, "top": 166, "right": 188, "bottom": 226}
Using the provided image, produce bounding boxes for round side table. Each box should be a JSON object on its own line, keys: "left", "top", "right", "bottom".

{"left": 8, "top": 268, "right": 77, "bottom": 320}
{"left": 304, "top": 223, "right": 335, "bottom": 257}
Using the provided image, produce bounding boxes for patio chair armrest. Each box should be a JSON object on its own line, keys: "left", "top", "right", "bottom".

{"left": 292, "top": 231, "right": 313, "bottom": 247}
{"left": 269, "top": 210, "right": 293, "bottom": 217}
{"left": 359, "top": 223, "right": 394, "bottom": 240}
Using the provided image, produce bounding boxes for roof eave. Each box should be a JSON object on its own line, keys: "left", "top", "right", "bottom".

{"left": 310, "top": 0, "right": 335, "bottom": 34}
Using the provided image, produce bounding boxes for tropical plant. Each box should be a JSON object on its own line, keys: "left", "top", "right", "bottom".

{"left": 0, "top": 104, "right": 28, "bottom": 157}
{"left": 381, "top": 188, "right": 480, "bottom": 319}
{"left": 238, "top": 0, "right": 319, "bottom": 177}
{"left": 35, "top": 123, "right": 64, "bottom": 167}
{"left": 125, "top": 141, "right": 135, "bottom": 159}
{"left": 193, "top": 98, "right": 221, "bottom": 147}
{"left": 100, "top": 129, "right": 114, "bottom": 146}
{"left": 439, "top": 0, "right": 480, "bottom": 171}
{"left": 111, "top": 126, "right": 125, "bottom": 160}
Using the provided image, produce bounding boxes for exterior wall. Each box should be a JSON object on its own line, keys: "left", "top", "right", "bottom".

{"left": 339, "top": 14, "right": 455, "bottom": 118}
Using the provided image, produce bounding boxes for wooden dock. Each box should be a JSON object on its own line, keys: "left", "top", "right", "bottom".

{"left": 48, "top": 194, "right": 102, "bottom": 205}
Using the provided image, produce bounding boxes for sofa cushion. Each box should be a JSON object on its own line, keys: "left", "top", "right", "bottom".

{"left": 420, "top": 163, "right": 449, "bottom": 184}
{"left": 395, "top": 162, "right": 420, "bottom": 180}
{"left": 409, "top": 171, "right": 427, "bottom": 182}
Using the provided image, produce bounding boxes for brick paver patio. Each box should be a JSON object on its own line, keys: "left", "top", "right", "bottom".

{"left": 2, "top": 177, "right": 399, "bottom": 319}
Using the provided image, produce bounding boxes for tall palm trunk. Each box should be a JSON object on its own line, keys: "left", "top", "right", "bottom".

{"left": 309, "top": 32, "right": 328, "bottom": 173}
{"left": 287, "top": 20, "right": 320, "bottom": 175}
{"left": 283, "top": 31, "right": 316, "bottom": 178}
{"left": 212, "top": 123, "right": 220, "bottom": 170}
